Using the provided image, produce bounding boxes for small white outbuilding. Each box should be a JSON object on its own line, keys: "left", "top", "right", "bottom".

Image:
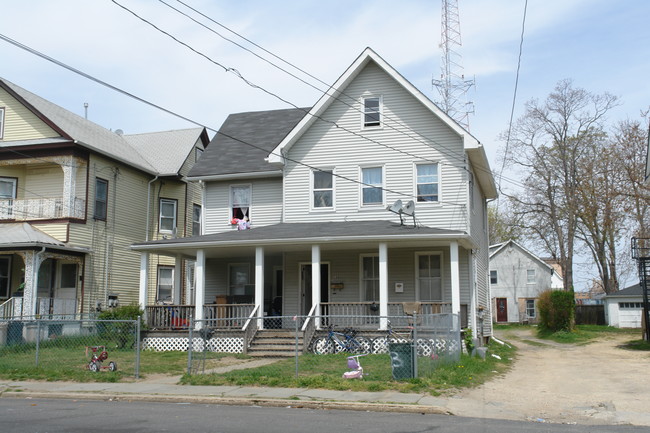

{"left": 604, "top": 284, "right": 645, "bottom": 328}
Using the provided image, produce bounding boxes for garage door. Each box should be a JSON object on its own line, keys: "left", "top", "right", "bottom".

{"left": 619, "top": 302, "right": 642, "bottom": 328}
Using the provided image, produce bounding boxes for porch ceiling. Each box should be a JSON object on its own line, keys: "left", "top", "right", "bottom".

{"left": 131, "top": 220, "right": 474, "bottom": 259}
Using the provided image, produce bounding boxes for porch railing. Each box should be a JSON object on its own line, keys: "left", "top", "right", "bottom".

{"left": 0, "top": 197, "right": 85, "bottom": 221}
{"left": 1, "top": 297, "right": 78, "bottom": 320}
{"left": 145, "top": 305, "right": 194, "bottom": 330}
{"left": 203, "top": 303, "right": 255, "bottom": 328}
{"left": 242, "top": 305, "right": 260, "bottom": 354}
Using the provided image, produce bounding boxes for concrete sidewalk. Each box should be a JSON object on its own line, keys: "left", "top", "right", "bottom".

{"left": 0, "top": 377, "right": 452, "bottom": 415}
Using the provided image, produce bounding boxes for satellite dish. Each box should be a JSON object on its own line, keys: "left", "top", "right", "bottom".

{"left": 386, "top": 199, "right": 403, "bottom": 214}
{"left": 402, "top": 200, "right": 415, "bottom": 216}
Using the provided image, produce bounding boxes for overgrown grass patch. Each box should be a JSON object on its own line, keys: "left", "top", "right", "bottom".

{"left": 180, "top": 340, "right": 516, "bottom": 395}
{"left": 618, "top": 339, "right": 650, "bottom": 351}
{"left": 537, "top": 324, "right": 638, "bottom": 344}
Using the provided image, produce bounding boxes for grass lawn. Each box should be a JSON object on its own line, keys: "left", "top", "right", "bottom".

{"left": 180, "top": 340, "right": 516, "bottom": 396}
{"left": 537, "top": 324, "right": 642, "bottom": 345}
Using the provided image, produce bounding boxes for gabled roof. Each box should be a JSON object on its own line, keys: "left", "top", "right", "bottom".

{"left": 266, "top": 47, "right": 497, "bottom": 199}
{"left": 0, "top": 77, "right": 208, "bottom": 176}
{"left": 489, "top": 239, "right": 555, "bottom": 273}
{"left": 605, "top": 284, "right": 644, "bottom": 298}
{"left": 188, "top": 108, "right": 307, "bottom": 180}
{"left": 123, "top": 127, "right": 209, "bottom": 176}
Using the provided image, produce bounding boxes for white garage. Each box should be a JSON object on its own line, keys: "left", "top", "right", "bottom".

{"left": 605, "top": 284, "right": 646, "bottom": 328}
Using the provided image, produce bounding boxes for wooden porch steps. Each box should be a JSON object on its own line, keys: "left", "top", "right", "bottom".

{"left": 247, "top": 329, "right": 304, "bottom": 357}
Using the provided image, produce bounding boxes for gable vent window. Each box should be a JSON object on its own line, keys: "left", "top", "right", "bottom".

{"left": 363, "top": 97, "right": 381, "bottom": 127}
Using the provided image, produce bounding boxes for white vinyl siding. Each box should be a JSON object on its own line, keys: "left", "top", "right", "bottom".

{"left": 0, "top": 87, "right": 59, "bottom": 141}
{"left": 282, "top": 61, "right": 466, "bottom": 228}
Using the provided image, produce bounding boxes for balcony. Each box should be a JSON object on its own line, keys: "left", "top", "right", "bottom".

{"left": 0, "top": 197, "right": 85, "bottom": 221}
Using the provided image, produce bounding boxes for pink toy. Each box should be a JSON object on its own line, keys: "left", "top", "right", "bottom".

{"left": 342, "top": 354, "right": 367, "bottom": 379}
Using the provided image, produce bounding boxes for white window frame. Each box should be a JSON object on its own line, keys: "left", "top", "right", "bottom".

{"left": 230, "top": 184, "right": 251, "bottom": 222}
{"left": 0, "top": 107, "right": 5, "bottom": 140}
{"left": 527, "top": 269, "right": 536, "bottom": 284}
{"left": 415, "top": 252, "right": 444, "bottom": 302}
{"left": 490, "top": 270, "right": 498, "bottom": 285}
{"left": 359, "top": 254, "right": 380, "bottom": 302}
{"left": 362, "top": 96, "right": 382, "bottom": 128}
{"left": 228, "top": 263, "right": 250, "bottom": 296}
{"left": 311, "top": 168, "right": 335, "bottom": 211}
{"left": 94, "top": 178, "right": 108, "bottom": 220}
{"left": 0, "top": 255, "right": 11, "bottom": 298}
{"left": 526, "top": 299, "right": 536, "bottom": 318}
{"left": 157, "top": 266, "right": 174, "bottom": 303}
{"left": 159, "top": 198, "right": 177, "bottom": 234}
{"left": 415, "top": 162, "right": 440, "bottom": 203}
{"left": 360, "top": 166, "right": 384, "bottom": 207}
{"left": 0, "top": 177, "right": 17, "bottom": 217}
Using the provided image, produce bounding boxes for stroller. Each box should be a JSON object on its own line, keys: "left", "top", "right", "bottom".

{"left": 342, "top": 354, "right": 367, "bottom": 379}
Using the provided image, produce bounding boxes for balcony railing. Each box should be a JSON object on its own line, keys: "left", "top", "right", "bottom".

{"left": 1, "top": 297, "right": 78, "bottom": 320}
{"left": 0, "top": 197, "right": 85, "bottom": 221}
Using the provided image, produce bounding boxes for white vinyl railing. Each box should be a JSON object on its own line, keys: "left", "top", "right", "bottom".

{"left": 0, "top": 197, "right": 85, "bottom": 220}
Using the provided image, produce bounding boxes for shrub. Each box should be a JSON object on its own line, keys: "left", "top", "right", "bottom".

{"left": 97, "top": 305, "right": 145, "bottom": 349}
{"left": 538, "top": 289, "right": 575, "bottom": 332}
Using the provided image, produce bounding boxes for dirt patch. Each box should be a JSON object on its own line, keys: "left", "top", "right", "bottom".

{"left": 446, "top": 328, "right": 650, "bottom": 425}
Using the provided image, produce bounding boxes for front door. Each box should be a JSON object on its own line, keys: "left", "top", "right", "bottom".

{"left": 300, "top": 263, "right": 329, "bottom": 316}
{"left": 496, "top": 298, "right": 508, "bottom": 322}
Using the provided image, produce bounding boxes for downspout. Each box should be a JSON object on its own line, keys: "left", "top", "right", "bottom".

{"left": 146, "top": 176, "right": 159, "bottom": 241}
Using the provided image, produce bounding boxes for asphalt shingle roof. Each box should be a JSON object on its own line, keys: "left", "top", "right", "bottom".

{"left": 188, "top": 108, "right": 308, "bottom": 178}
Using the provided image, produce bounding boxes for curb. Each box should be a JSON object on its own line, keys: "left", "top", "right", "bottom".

{"left": 0, "top": 390, "right": 453, "bottom": 415}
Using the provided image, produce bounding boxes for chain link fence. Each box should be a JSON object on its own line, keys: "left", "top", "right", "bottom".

{"left": 0, "top": 318, "right": 141, "bottom": 378}
{"left": 184, "top": 314, "right": 460, "bottom": 383}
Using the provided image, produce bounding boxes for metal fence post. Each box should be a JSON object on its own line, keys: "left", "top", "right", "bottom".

{"left": 35, "top": 319, "right": 41, "bottom": 367}
{"left": 187, "top": 318, "right": 194, "bottom": 375}
{"left": 295, "top": 315, "right": 299, "bottom": 378}
{"left": 412, "top": 312, "right": 418, "bottom": 379}
{"left": 135, "top": 317, "right": 141, "bottom": 379}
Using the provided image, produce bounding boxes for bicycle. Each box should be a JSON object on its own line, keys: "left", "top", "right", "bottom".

{"left": 311, "top": 325, "right": 371, "bottom": 354}
{"left": 371, "top": 320, "right": 413, "bottom": 354}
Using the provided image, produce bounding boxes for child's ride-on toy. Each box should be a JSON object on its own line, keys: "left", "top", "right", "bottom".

{"left": 85, "top": 346, "right": 117, "bottom": 372}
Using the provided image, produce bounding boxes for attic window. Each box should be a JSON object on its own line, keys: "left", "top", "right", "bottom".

{"left": 363, "top": 97, "right": 381, "bottom": 127}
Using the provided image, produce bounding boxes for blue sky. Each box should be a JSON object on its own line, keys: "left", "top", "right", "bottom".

{"left": 2, "top": 0, "right": 649, "bottom": 289}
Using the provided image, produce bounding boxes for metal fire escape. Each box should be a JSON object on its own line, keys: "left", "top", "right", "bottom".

{"left": 631, "top": 237, "right": 650, "bottom": 341}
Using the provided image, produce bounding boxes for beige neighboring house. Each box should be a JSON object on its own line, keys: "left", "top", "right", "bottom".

{"left": 0, "top": 77, "right": 210, "bottom": 319}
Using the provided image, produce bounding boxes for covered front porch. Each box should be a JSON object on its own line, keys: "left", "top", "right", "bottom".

{"left": 133, "top": 221, "right": 477, "bottom": 333}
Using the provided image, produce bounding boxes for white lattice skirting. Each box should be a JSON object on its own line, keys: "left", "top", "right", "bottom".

{"left": 142, "top": 337, "right": 244, "bottom": 353}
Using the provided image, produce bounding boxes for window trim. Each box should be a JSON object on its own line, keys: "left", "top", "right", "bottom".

{"left": 527, "top": 269, "right": 536, "bottom": 284}
{"left": 156, "top": 265, "right": 174, "bottom": 303}
{"left": 195, "top": 147, "right": 204, "bottom": 162}
{"left": 229, "top": 184, "right": 252, "bottom": 222}
{"left": 490, "top": 270, "right": 498, "bottom": 285}
{"left": 362, "top": 96, "right": 382, "bottom": 128}
{"left": 414, "top": 162, "right": 440, "bottom": 203}
{"left": 311, "top": 168, "right": 335, "bottom": 211}
{"left": 192, "top": 203, "right": 201, "bottom": 236}
{"left": 93, "top": 178, "right": 108, "bottom": 221}
{"left": 359, "top": 253, "right": 380, "bottom": 302}
{"left": 228, "top": 263, "right": 251, "bottom": 296}
{"left": 0, "top": 107, "right": 5, "bottom": 140}
{"left": 359, "top": 166, "right": 384, "bottom": 207}
{"left": 159, "top": 198, "right": 178, "bottom": 234}
{"left": 526, "top": 299, "right": 536, "bottom": 318}
{"left": 415, "top": 251, "right": 444, "bottom": 302}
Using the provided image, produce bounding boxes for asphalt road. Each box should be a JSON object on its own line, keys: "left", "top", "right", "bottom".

{"left": 0, "top": 398, "right": 646, "bottom": 433}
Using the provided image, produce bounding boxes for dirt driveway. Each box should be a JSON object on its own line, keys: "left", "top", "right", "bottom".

{"left": 445, "top": 328, "right": 650, "bottom": 426}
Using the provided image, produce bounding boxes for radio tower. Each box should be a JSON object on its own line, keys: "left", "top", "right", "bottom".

{"left": 432, "top": 0, "right": 474, "bottom": 130}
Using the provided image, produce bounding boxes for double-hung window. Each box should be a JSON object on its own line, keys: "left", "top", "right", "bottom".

{"left": 0, "top": 177, "right": 17, "bottom": 217}
{"left": 526, "top": 299, "right": 536, "bottom": 318}
{"left": 159, "top": 198, "right": 177, "bottom": 234}
{"left": 94, "top": 178, "right": 108, "bottom": 220}
{"left": 416, "top": 163, "right": 439, "bottom": 202}
{"left": 361, "top": 255, "right": 379, "bottom": 302}
{"left": 417, "top": 253, "right": 442, "bottom": 301}
{"left": 192, "top": 204, "right": 201, "bottom": 236}
{"left": 361, "top": 167, "right": 383, "bottom": 206}
{"left": 363, "top": 97, "right": 381, "bottom": 127}
{"left": 157, "top": 266, "right": 174, "bottom": 302}
{"left": 527, "top": 269, "right": 536, "bottom": 284}
{"left": 312, "top": 170, "right": 333, "bottom": 209}
{"left": 490, "top": 270, "right": 498, "bottom": 285}
{"left": 0, "top": 256, "right": 10, "bottom": 298}
{"left": 231, "top": 185, "right": 251, "bottom": 221}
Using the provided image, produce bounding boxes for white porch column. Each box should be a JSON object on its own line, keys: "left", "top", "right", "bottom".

{"left": 61, "top": 157, "right": 77, "bottom": 218}
{"left": 19, "top": 249, "right": 45, "bottom": 318}
{"left": 138, "top": 253, "right": 149, "bottom": 311}
{"left": 194, "top": 249, "right": 205, "bottom": 329}
{"left": 255, "top": 247, "right": 265, "bottom": 327}
{"left": 311, "top": 245, "right": 321, "bottom": 328}
{"left": 379, "top": 243, "right": 388, "bottom": 330}
{"left": 450, "top": 241, "right": 461, "bottom": 318}
{"left": 173, "top": 255, "right": 182, "bottom": 305}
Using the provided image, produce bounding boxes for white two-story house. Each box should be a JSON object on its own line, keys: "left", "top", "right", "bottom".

{"left": 133, "top": 48, "right": 497, "bottom": 343}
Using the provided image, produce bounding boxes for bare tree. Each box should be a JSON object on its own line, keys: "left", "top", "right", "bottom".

{"left": 501, "top": 79, "right": 618, "bottom": 290}
{"left": 487, "top": 203, "right": 523, "bottom": 245}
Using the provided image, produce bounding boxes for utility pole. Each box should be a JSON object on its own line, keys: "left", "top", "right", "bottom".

{"left": 432, "top": 0, "right": 475, "bottom": 131}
